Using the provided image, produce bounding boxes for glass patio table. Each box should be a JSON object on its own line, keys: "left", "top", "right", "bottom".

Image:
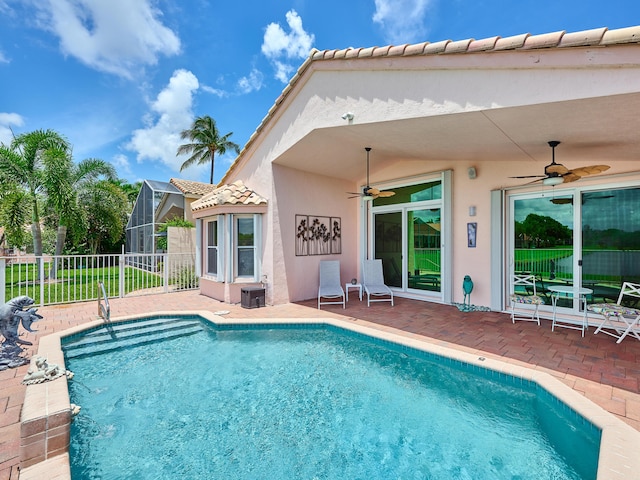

{"left": 549, "top": 285, "right": 593, "bottom": 337}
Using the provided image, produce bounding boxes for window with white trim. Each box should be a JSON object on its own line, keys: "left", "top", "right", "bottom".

{"left": 204, "top": 213, "right": 261, "bottom": 283}
{"left": 206, "top": 220, "right": 218, "bottom": 275}
{"left": 235, "top": 216, "right": 255, "bottom": 278}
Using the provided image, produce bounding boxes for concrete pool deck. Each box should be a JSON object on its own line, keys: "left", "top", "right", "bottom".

{"left": 2, "top": 290, "right": 640, "bottom": 479}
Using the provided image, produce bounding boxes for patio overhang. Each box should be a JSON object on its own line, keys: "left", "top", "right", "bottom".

{"left": 271, "top": 92, "right": 640, "bottom": 184}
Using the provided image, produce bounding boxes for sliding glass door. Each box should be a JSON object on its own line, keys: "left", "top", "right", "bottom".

{"left": 371, "top": 180, "right": 444, "bottom": 298}
{"left": 581, "top": 187, "right": 640, "bottom": 302}
{"left": 510, "top": 186, "right": 640, "bottom": 313}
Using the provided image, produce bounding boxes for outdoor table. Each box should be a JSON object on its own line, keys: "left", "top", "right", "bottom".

{"left": 549, "top": 285, "right": 593, "bottom": 337}
{"left": 345, "top": 282, "right": 362, "bottom": 302}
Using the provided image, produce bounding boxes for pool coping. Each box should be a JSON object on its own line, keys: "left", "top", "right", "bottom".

{"left": 19, "top": 311, "right": 640, "bottom": 480}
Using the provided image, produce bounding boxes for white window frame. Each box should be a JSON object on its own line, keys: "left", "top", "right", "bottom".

{"left": 204, "top": 215, "right": 225, "bottom": 282}
{"left": 231, "top": 214, "right": 262, "bottom": 282}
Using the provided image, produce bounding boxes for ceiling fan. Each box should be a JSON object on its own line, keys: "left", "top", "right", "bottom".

{"left": 347, "top": 147, "right": 396, "bottom": 200}
{"left": 510, "top": 141, "right": 610, "bottom": 186}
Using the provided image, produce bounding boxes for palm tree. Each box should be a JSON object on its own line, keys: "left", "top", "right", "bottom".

{"left": 42, "top": 149, "right": 116, "bottom": 277}
{"left": 0, "top": 181, "right": 30, "bottom": 250}
{"left": 176, "top": 116, "right": 240, "bottom": 184}
{"left": 0, "top": 129, "right": 68, "bottom": 266}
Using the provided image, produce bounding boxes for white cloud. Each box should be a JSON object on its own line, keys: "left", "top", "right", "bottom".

{"left": 201, "top": 84, "right": 228, "bottom": 98}
{"left": 0, "top": 112, "right": 24, "bottom": 145}
{"left": 126, "top": 69, "right": 199, "bottom": 172}
{"left": 373, "top": 0, "right": 433, "bottom": 45}
{"left": 111, "top": 153, "right": 133, "bottom": 179}
{"left": 237, "top": 68, "right": 264, "bottom": 94}
{"left": 0, "top": 50, "right": 8, "bottom": 63}
{"left": 36, "top": 0, "right": 180, "bottom": 78}
{"left": 261, "top": 10, "right": 314, "bottom": 83}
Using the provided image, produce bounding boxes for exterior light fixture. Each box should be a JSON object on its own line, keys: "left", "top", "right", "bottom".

{"left": 341, "top": 112, "right": 354, "bottom": 121}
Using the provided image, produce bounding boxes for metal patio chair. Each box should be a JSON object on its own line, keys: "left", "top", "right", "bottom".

{"left": 362, "top": 259, "right": 394, "bottom": 307}
{"left": 587, "top": 282, "right": 640, "bottom": 343}
{"left": 510, "top": 273, "right": 544, "bottom": 325}
{"left": 317, "top": 260, "right": 345, "bottom": 309}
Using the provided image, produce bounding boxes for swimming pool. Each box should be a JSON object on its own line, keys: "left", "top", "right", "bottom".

{"left": 62, "top": 315, "right": 600, "bottom": 479}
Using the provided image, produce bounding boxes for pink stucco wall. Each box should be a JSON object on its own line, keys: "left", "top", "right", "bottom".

{"left": 200, "top": 42, "right": 640, "bottom": 309}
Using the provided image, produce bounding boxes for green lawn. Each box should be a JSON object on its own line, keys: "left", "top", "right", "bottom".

{"left": 3, "top": 263, "right": 163, "bottom": 304}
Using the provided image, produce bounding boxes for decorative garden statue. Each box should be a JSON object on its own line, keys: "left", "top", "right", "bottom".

{"left": 22, "top": 355, "right": 73, "bottom": 385}
{"left": 462, "top": 275, "right": 474, "bottom": 307}
{"left": 0, "top": 296, "right": 40, "bottom": 371}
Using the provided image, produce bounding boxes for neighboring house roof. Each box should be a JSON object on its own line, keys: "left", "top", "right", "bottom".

{"left": 145, "top": 179, "right": 181, "bottom": 193}
{"left": 170, "top": 178, "right": 219, "bottom": 197}
{"left": 191, "top": 180, "right": 268, "bottom": 211}
{"left": 220, "top": 25, "right": 640, "bottom": 184}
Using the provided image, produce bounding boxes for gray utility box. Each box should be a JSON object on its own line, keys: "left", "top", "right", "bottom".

{"left": 241, "top": 287, "right": 265, "bottom": 309}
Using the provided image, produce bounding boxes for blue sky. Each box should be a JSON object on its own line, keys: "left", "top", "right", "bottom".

{"left": 1, "top": 0, "right": 638, "bottom": 185}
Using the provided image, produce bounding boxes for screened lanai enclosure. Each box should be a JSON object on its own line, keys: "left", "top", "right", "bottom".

{"left": 125, "top": 180, "right": 185, "bottom": 260}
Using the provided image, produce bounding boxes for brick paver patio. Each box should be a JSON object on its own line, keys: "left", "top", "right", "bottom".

{"left": 2, "top": 290, "right": 639, "bottom": 479}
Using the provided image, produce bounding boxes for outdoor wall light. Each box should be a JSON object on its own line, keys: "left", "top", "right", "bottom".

{"left": 468, "top": 167, "right": 477, "bottom": 179}
{"left": 341, "top": 112, "right": 354, "bottom": 121}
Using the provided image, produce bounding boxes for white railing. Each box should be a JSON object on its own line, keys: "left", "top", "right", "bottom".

{"left": 97, "top": 281, "right": 111, "bottom": 321}
{"left": 0, "top": 253, "right": 199, "bottom": 306}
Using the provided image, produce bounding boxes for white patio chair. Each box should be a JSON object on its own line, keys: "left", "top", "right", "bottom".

{"left": 510, "top": 274, "right": 543, "bottom": 325}
{"left": 317, "top": 260, "right": 345, "bottom": 309}
{"left": 362, "top": 259, "right": 394, "bottom": 307}
{"left": 587, "top": 282, "right": 640, "bottom": 343}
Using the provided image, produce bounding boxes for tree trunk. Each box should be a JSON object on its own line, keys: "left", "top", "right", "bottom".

{"left": 31, "top": 222, "right": 43, "bottom": 281}
{"left": 209, "top": 151, "right": 215, "bottom": 184}
{"left": 49, "top": 225, "right": 67, "bottom": 279}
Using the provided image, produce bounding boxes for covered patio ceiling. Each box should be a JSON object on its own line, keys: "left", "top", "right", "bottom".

{"left": 272, "top": 92, "right": 640, "bottom": 184}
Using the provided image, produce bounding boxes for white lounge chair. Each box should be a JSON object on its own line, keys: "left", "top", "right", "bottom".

{"left": 362, "top": 259, "right": 394, "bottom": 307}
{"left": 317, "top": 260, "right": 345, "bottom": 309}
{"left": 587, "top": 282, "right": 640, "bottom": 343}
{"left": 510, "top": 274, "right": 543, "bottom": 325}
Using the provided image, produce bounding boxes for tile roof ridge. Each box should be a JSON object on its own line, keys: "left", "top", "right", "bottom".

{"left": 191, "top": 179, "right": 267, "bottom": 211}
{"left": 169, "top": 177, "right": 218, "bottom": 195}
{"left": 219, "top": 25, "right": 640, "bottom": 184}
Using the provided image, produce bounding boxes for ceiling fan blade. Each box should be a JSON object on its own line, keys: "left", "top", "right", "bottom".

{"left": 523, "top": 178, "right": 544, "bottom": 185}
{"left": 376, "top": 191, "right": 396, "bottom": 197}
{"left": 551, "top": 197, "right": 573, "bottom": 204}
{"left": 509, "top": 175, "right": 546, "bottom": 179}
{"left": 562, "top": 173, "right": 581, "bottom": 183}
{"left": 569, "top": 165, "right": 610, "bottom": 176}
{"left": 367, "top": 187, "right": 380, "bottom": 195}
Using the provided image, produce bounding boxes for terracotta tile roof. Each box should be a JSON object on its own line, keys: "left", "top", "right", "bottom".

{"left": 191, "top": 180, "right": 268, "bottom": 211}
{"left": 220, "top": 25, "right": 640, "bottom": 185}
{"left": 169, "top": 178, "right": 219, "bottom": 196}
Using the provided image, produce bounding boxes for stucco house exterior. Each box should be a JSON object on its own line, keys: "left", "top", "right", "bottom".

{"left": 191, "top": 25, "right": 640, "bottom": 321}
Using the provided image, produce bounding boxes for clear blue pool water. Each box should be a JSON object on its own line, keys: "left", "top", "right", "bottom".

{"left": 64, "top": 316, "right": 600, "bottom": 480}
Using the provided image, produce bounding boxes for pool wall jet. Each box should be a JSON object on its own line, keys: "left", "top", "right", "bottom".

{"left": 19, "top": 311, "right": 640, "bottom": 480}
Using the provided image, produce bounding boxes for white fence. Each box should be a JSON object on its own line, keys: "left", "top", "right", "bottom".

{"left": 0, "top": 253, "right": 199, "bottom": 306}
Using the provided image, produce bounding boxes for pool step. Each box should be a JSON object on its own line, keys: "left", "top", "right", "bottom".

{"left": 63, "top": 317, "right": 204, "bottom": 359}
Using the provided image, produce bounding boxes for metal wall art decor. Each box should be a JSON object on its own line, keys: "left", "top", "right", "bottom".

{"left": 296, "top": 215, "right": 341, "bottom": 255}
